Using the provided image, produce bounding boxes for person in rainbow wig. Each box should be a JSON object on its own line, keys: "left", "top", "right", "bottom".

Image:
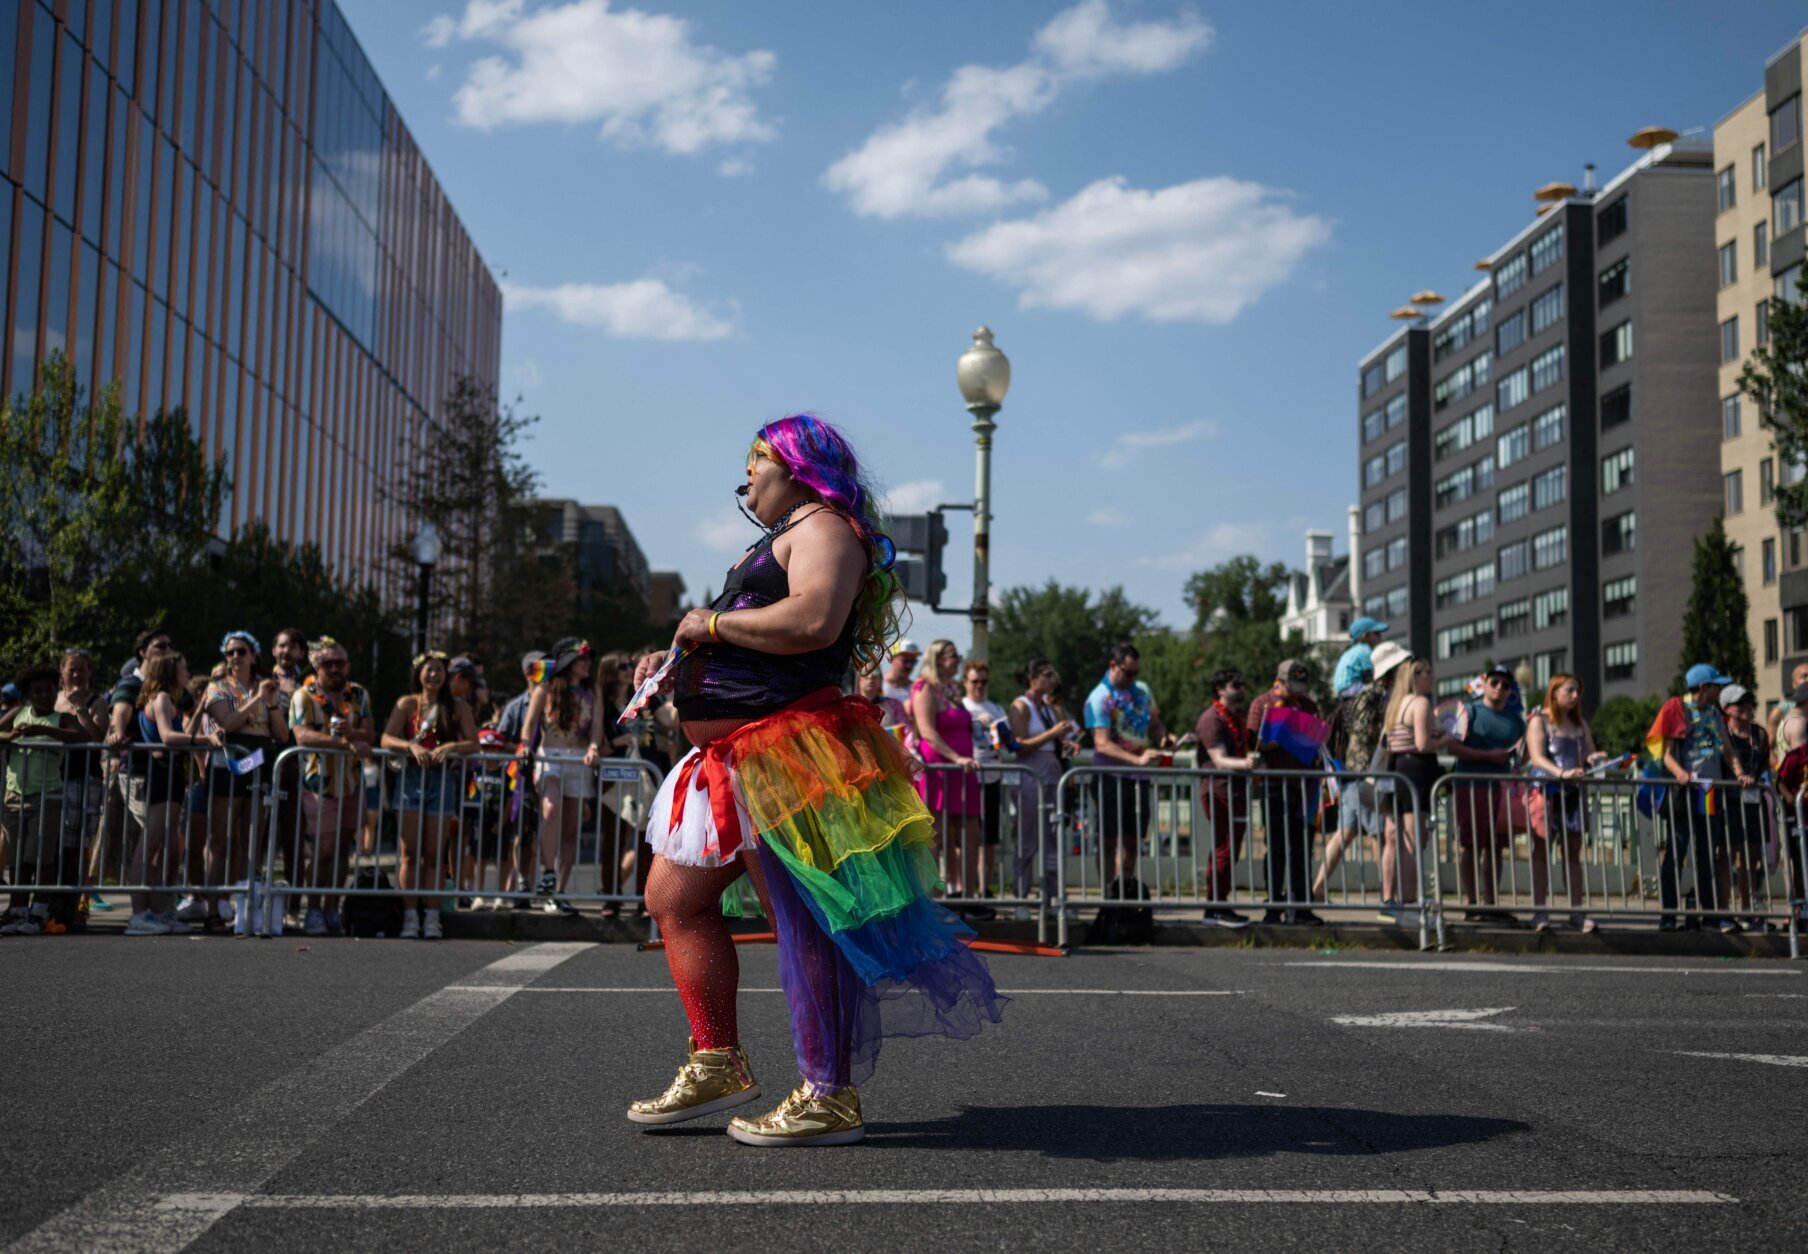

{"left": 627, "top": 413, "right": 1006, "bottom": 1146}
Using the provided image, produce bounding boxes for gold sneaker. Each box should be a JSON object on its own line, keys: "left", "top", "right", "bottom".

{"left": 626, "top": 1038, "right": 760, "bottom": 1126}
{"left": 727, "top": 1083, "right": 865, "bottom": 1147}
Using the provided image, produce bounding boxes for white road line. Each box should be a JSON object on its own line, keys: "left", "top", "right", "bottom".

{"left": 1674, "top": 1051, "right": 1808, "bottom": 1068}
{"left": 1332, "top": 1007, "right": 1517, "bottom": 1031}
{"left": 7, "top": 943, "right": 593, "bottom": 1254}
{"left": 159, "top": 1188, "right": 1735, "bottom": 1208}
{"left": 489, "top": 986, "right": 1248, "bottom": 996}
{"left": 1286, "top": 961, "right": 1799, "bottom": 976}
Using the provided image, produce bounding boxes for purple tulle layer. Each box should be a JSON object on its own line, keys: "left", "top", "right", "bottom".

{"left": 756, "top": 843, "right": 1007, "bottom": 1089}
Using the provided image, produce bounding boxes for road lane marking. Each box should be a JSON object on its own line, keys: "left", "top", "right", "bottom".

{"left": 1332, "top": 1007, "right": 1517, "bottom": 1031}
{"left": 1674, "top": 1051, "right": 1808, "bottom": 1068}
{"left": 483, "top": 986, "right": 1248, "bottom": 996}
{"left": 1286, "top": 961, "right": 1798, "bottom": 976}
{"left": 162, "top": 1188, "right": 1735, "bottom": 1208}
{"left": 6, "top": 943, "right": 593, "bottom": 1254}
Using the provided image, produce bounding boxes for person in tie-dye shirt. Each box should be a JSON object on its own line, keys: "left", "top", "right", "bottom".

{"left": 1082, "top": 642, "right": 1171, "bottom": 888}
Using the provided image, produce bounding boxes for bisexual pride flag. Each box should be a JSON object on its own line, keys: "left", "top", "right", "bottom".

{"left": 1259, "top": 705, "right": 1332, "bottom": 767}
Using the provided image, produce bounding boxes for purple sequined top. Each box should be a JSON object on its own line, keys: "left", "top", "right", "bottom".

{"left": 673, "top": 532, "right": 856, "bottom": 720}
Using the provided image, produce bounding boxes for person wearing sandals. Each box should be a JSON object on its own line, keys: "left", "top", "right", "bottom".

{"left": 522, "top": 639, "right": 605, "bottom": 915}
{"left": 1379, "top": 654, "right": 1448, "bottom": 926}
{"left": 381, "top": 652, "right": 480, "bottom": 939}
{"left": 126, "top": 655, "right": 225, "bottom": 935}
{"left": 1524, "top": 673, "right": 1608, "bottom": 933}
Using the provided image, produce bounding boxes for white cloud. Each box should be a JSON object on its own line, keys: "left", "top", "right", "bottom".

{"left": 694, "top": 508, "right": 754, "bottom": 553}
{"left": 1087, "top": 507, "right": 1130, "bottom": 527}
{"left": 512, "top": 358, "right": 544, "bottom": 388}
{"left": 429, "top": 0, "right": 777, "bottom": 156}
{"left": 502, "top": 278, "right": 736, "bottom": 341}
{"left": 882, "top": 479, "right": 946, "bottom": 514}
{"left": 1098, "top": 419, "right": 1216, "bottom": 470}
{"left": 1138, "top": 521, "right": 1275, "bottom": 570}
{"left": 717, "top": 157, "right": 754, "bottom": 178}
{"left": 946, "top": 175, "right": 1331, "bottom": 324}
{"left": 822, "top": 1, "right": 1209, "bottom": 219}
{"left": 426, "top": 64, "right": 443, "bottom": 81}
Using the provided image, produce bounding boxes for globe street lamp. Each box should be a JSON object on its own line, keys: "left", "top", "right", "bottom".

{"left": 411, "top": 522, "right": 442, "bottom": 661}
{"left": 956, "top": 326, "right": 1010, "bottom": 662}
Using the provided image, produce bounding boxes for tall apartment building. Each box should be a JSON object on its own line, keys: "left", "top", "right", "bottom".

{"left": 529, "top": 499, "right": 652, "bottom": 619}
{"left": 1715, "top": 30, "right": 1808, "bottom": 706}
{"left": 0, "top": 0, "right": 502, "bottom": 599}
{"left": 1357, "top": 139, "right": 1721, "bottom": 705}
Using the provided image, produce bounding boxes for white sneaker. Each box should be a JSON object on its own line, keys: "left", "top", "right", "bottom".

{"left": 174, "top": 895, "right": 208, "bottom": 923}
{"left": 423, "top": 910, "right": 444, "bottom": 940}
{"left": 125, "top": 911, "right": 172, "bottom": 936}
{"left": 399, "top": 909, "right": 421, "bottom": 940}
{"left": 304, "top": 907, "right": 328, "bottom": 936}
{"left": 158, "top": 912, "right": 194, "bottom": 935}
{"left": 216, "top": 897, "right": 237, "bottom": 925}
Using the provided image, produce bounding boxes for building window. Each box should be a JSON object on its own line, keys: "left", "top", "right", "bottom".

{"left": 1436, "top": 464, "right": 1478, "bottom": 508}
{"left": 1598, "top": 258, "right": 1630, "bottom": 306}
{"left": 1726, "top": 468, "right": 1744, "bottom": 515}
{"left": 1718, "top": 164, "right": 1737, "bottom": 213}
{"left": 1533, "top": 464, "right": 1566, "bottom": 511}
{"left": 1756, "top": 221, "right": 1769, "bottom": 269}
{"left": 1432, "top": 300, "right": 1491, "bottom": 361}
{"left": 1602, "top": 510, "right": 1636, "bottom": 554}
{"left": 1532, "top": 343, "right": 1566, "bottom": 392}
{"left": 1363, "top": 547, "right": 1385, "bottom": 580}
{"left": 1436, "top": 617, "right": 1496, "bottom": 661}
{"left": 1793, "top": 607, "right": 1808, "bottom": 653}
{"left": 1599, "top": 322, "right": 1633, "bottom": 368}
{"left": 1723, "top": 394, "right": 1742, "bottom": 440}
{"left": 1600, "top": 384, "right": 1632, "bottom": 430}
{"left": 1495, "top": 253, "right": 1527, "bottom": 299}
{"left": 1434, "top": 353, "right": 1491, "bottom": 410}
{"left": 1755, "top": 141, "right": 1769, "bottom": 190}
{"left": 1602, "top": 447, "right": 1635, "bottom": 493}
{"left": 1597, "top": 195, "right": 1629, "bottom": 245}
{"left": 1498, "top": 541, "right": 1529, "bottom": 581}
{"left": 1435, "top": 403, "right": 1494, "bottom": 461}
{"left": 1384, "top": 343, "right": 1407, "bottom": 382}
{"left": 1364, "top": 593, "right": 1387, "bottom": 618}
{"left": 1758, "top": 298, "right": 1772, "bottom": 347}
{"left": 1362, "top": 408, "right": 1384, "bottom": 444}
{"left": 1776, "top": 177, "right": 1804, "bottom": 237}
{"left": 1764, "top": 537, "right": 1777, "bottom": 585}
{"left": 1718, "top": 240, "right": 1738, "bottom": 287}
{"left": 1435, "top": 509, "right": 1494, "bottom": 557}
{"left": 1386, "top": 536, "right": 1407, "bottom": 571}
{"left": 1777, "top": 263, "right": 1804, "bottom": 306}
{"left": 1532, "top": 525, "right": 1567, "bottom": 571}
{"left": 1762, "top": 457, "right": 1775, "bottom": 505}
{"left": 1498, "top": 598, "right": 1531, "bottom": 638}
{"left": 1765, "top": 618, "right": 1779, "bottom": 665}
{"left": 1497, "top": 366, "right": 1529, "bottom": 412}
{"left": 1364, "top": 454, "right": 1385, "bottom": 488}
{"left": 1732, "top": 545, "right": 1745, "bottom": 578}
{"left": 1364, "top": 501, "right": 1384, "bottom": 533}
{"left": 1530, "top": 283, "right": 1564, "bottom": 335}
{"left": 1533, "top": 587, "right": 1569, "bottom": 630}
{"left": 1496, "top": 309, "right": 1526, "bottom": 355}
{"left": 1498, "top": 482, "right": 1530, "bottom": 523}
{"left": 1387, "top": 586, "right": 1407, "bottom": 619}
{"left": 1386, "top": 393, "right": 1407, "bottom": 428}
{"left": 1533, "top": 404, "right": 1565, "bottom": 450}
{"left": 1497, "top": 422, "right": 1530, "bottom": 468}
{"left": 1530, "top": 224, "right": 1563, "bottom": 276}
{"left": 1604, "top": 641, "right": 1638, "bottom": 683}
{"left": 1772, "top": 92, "right": 1802, "bottom": 155}
{"left": 1534, "top": 649, "right": 1569, "bottom": 688}
{"left": 1603, "top": 575, "right": 1637, "bottom": 620}
{"left": 1382, "top": 440, "right": 1406, "bottom": 479}
{"left": 1386, "top": 487, "right": 1407, "bottom": 522}
{"left": 1362, "top": 362, "right": 1384, "bottom": 398}
{"left": 1721, "top": 316, "right": 1740, "bottom": 363}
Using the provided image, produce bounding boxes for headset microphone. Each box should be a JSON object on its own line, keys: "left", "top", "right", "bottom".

{"left": 735, "top": 485, "right": 750, "bottom": 497}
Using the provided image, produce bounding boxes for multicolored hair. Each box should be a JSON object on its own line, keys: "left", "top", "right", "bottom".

{"left": 753, "top": 414, "right": 903, "bottom": 668}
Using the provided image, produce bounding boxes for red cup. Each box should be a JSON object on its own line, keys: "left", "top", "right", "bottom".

{"left": 1157, "top": 753, "right": 1174, "bottom": 768}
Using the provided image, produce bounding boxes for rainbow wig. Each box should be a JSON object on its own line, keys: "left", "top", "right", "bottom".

{"left": 754, "top": 414, "right": 902, "bottom": 668}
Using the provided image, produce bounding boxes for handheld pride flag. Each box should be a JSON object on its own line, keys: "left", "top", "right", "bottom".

{"left": 1259, "top": 705, "right": 1332, "bottom": 767}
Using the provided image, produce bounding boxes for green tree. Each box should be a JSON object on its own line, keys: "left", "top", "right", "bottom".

{"left": 1672, "top": 514, "right": 1756, "bottom": 695}
{"left": 0, "top": 355, "right": 226, "bottom": 675}
{"left": 989, "top": 582, "right": 1160, "bottom": 708}
{"left": 1183, "top": 556, "right": 1325, "bottom": 714}
{"left": 1590, "top": 693, "right": 1665, "bottom": 757}
{"left": 1740, "top": 276, "right": 1808, "bottom": 527}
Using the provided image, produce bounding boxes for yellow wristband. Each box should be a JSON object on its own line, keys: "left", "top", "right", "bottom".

{"left": 708, "top": 611, "right": 722, "bottom": 641}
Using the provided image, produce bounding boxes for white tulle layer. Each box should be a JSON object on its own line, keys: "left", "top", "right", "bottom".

{"left": 645, "top": 746, "right": 755, "bottom": 868}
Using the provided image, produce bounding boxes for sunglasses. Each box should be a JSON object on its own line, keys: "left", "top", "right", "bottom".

{"left": 319, "top": 658, "right": 349, "bottom": 668}
{"left": 225, "top": 647, "right": 251, "bottom": 658}
{"left": 1485, "top": 675, "right": 1510, "bottom": 686}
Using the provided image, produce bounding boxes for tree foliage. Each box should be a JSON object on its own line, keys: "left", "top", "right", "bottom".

{"left": 1672, "top": 514, "right": 1756, "bottom": 695}
{"left": 989, "top": 582, "right": 1160, "bottom": 708}
{"left": 1590, "top": 693, "right": 1665, "bottom": 757}
{"left": 1740, "top": 279, "right": 1808, "bottom": 527}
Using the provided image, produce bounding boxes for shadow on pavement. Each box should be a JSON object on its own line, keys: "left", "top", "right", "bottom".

{"left": 870, "top": 1104, "right": 1529, "bottom": 1161}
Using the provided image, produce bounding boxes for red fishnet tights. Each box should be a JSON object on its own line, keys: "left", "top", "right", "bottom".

{"left": 644, "top": 853, "right": 772, "bottom": 1050}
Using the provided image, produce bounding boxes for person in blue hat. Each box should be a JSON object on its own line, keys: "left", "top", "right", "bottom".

{"left": 1653, "top": 662, "right": 1752, "bottom": 933}
{"left": 1332, "top": 617, "right": 1389, "bottom": 698}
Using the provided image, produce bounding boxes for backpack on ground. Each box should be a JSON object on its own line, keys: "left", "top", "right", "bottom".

{"left": 343, "top": 866, "right": 404, "bottom": 938}
{"left": 1088, "top": 876, "right": 1156, "bottom": 945}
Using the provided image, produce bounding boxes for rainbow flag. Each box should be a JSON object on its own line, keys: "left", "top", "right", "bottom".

{"left": 1260, "top": 705, "right": 1332, "bottom": 767}
{"left": 1644, "top": 698, "right": 1716, "bottom": 815}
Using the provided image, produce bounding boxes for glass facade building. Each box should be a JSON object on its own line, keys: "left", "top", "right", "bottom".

{"left": 1, "top": 0, "right": 502, "bottom": 591}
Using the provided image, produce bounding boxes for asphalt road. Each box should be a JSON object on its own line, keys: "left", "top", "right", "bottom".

{"left": 5, "top": 937, "right": 1807, "bottom": 1251}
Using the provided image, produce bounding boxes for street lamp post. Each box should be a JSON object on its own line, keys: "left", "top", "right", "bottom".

{"left": 411, "top": 522, "right": 442, "bottom": 660}
{"left": 956, "top": 326, "right": 1010, "bottom": 662}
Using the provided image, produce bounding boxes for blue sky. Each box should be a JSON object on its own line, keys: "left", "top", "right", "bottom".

{"left": 342, "top": 0, "right": 1806, "bottom": 648}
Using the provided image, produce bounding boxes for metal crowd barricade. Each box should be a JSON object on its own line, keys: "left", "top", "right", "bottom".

{"left": 1428, "top": 772, "right": 1801, "bottom": 954}
{"left": 258, "top": 745, "right": 664, "bottom": 929}
{"left": 0, "top": 738, "right": 277, "bottom": 928}
{"left": 1053, "top": 764, "right": 1440, "bottom": 951}
{"left": 916, "top": 762, "right": 1052, "bottom": 944}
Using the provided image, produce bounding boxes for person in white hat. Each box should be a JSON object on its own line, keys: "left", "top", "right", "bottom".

{"left": 883, "top": 639, "right": 921, "bottom": 706}
{"left": 1316, "top": 641, "right": 1413, "bottom": 916}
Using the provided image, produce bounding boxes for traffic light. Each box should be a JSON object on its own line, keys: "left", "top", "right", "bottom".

{"left": 891, "top": 511, "right": 948, "bottom": 608}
